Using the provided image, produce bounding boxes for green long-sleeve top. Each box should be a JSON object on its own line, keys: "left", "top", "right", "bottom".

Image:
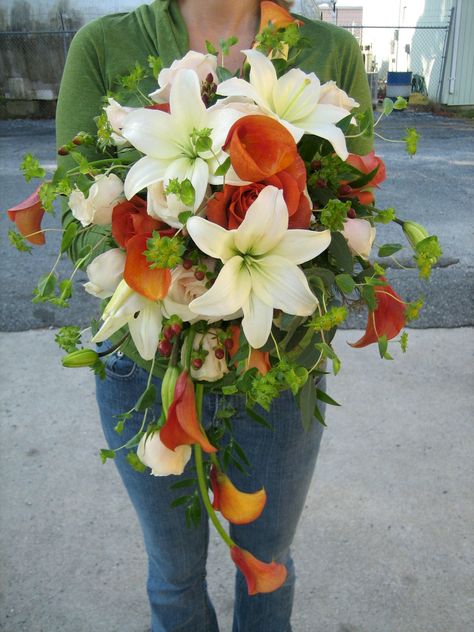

{"left": 55, "top": 0, "right": 374, "bottom": 373}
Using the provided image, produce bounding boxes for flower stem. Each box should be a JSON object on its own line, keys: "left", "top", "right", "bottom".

{"left": 194, "top": 442, "right": 235, "bottom": 549}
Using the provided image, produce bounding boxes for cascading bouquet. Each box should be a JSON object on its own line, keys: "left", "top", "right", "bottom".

{"left": 7, "top": 2, "right": 441, "bottom": 595}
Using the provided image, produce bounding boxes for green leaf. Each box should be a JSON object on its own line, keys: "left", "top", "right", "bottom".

{"left": 378, "top": 243, "right": 403, "bottom": 257}
{"left": 100, "top": 449, "right": 115, "bottom": 464}
{"left": 335, "top": 273, "right": 356, "bottom": 294}
{"left": 377, "top": 334, "right": 388, "bottom": 358}
{"left": 180, "top": 179, "right": 196, "bottom": 207}
{"left": 214, "top": 156, "right": 231, "bottom": 177}
{"left": 313, "top": 403, "right": 327, "bottom": 427}
{"left": 328, "top": 232, "right": 354, "bottom": 273}
{"left": 361, "top": 285, "right": 376, "bottom": 310}
{"left": 298, "top": 376, "right": 318, "bottom": 432}
{"left": 216, "top": 66, "right": 233, "bottom": 82}
{"left": 8, "top": 230, "right": 32, "bottom": 253}
{"left": 35, "top": 273, "right": 56, "bottom": 299}
{"left": 382, "top": 98, "right": 394, "bottom": 116}
{"left": 124, "top": 431, "right": 145, "bottom": 450}
{"left": 60, "top": 222, "right": 78, "bottom": 253}
{"left": 205, "top": 40, "right": 218, "bottom": 55}
{"left": 170, "top": 495, "right": 192, "bottom": 508}
{"left": 170, "top": 479, "right": 196, "bottom": 490}
{"left": 316, "top": 388, "right": 340, "bottom": 406}
{"left": 393, "top": 96, "right": 408, "bottom": 110}
{"left": 134, "top": 385, "right": 157, "bottom": 412}
{"left": 147, "top": 54, "right": 163, "bottom": 78}
{"left": 178, "top": 211, "right": 193, "bottom": 225}
{"left": 348, "top": 165, "right": 380, "bottom": 190}
{"left": 245, "top": 406, "right": 273, "bottom": 429}
{"left": 126, "top": 451, "right": 146, "bottom": 472}
{"left": 222, "top": 384, "right": 239, "bottom": 395}
{"left": 374, "top": 207, "right": 396, "bottom": 224}
{"left": 39, "top": 181, "right": 56, "bottom": 213}
{"left": 20, "top": 153, "right": 46, "bottom": 182}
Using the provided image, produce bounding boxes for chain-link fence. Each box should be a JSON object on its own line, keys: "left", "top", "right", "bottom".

{"left": 0, "top": 17, "right": 452, "bottom": 111}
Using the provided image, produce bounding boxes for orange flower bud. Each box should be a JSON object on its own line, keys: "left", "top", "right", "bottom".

{"left": 211, "top": 466, "right": 266, "bottom": 524}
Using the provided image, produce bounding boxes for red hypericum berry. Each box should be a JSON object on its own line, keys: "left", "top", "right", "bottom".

{"left": 316, "top": 178, "right": 327, "bottom": 188}
{"left": 192, "top": 358, "right": 203, "bottom": 370}
{"left": 57, "top": 146, "right": 69, "bottom": 156}
{"left": 224, "top": 338, "right": 234, "bottom": 351}
{"left": 194, "top": 270, "right": 205, "bottom": 281}
{"left": 339, "top": 184, "right": 353, "bottom": 197}
{"left": 72, "top": 135, "right": 83, "bottom": 146}
{"left": 182, "top": 258, "right": 193, "bottom": 270}
{"left": 163, "top": 325, "right": 174, "bottom": 341}
{"left": 206, "top": 73, "right": 214, "bottom": 84}
{"left": 347, "top": 207, "right": 357, "bottom": 219}
{"left": 310, "top": 159, "right": 322, "bottom": 171}
{"left": 202, "top": 94, "right": 209, "bottom": 107}
{"left": 214, "top": 348, "right": 225, "bottom": 360}
{"left": 158, "top": 339, "right": 172, "bottom": 356}
{"left": 170, "top": 323, "right": 182, "bottom": 337}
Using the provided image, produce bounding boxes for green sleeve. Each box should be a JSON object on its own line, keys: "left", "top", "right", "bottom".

{"left": 56, "top": 19, "right": 111, "bottom": 264}
{"left": 337, "top": 30, "right": 374, "bottom": 155}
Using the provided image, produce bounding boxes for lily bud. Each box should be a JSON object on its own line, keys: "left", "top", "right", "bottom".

{"left": 402, "top": 220, "right": 429, "bottom": 251}
{"left": 161, "top": 365, "right": 180, "bottom": 415}
{"left": 62, "top": 348, "right": 99, "bottom": 368}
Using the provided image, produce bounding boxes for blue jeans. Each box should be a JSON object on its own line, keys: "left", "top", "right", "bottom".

{"left": 96, "top": 348, "right": 325, "bottom": 632}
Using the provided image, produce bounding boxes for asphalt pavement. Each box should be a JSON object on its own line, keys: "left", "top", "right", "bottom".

{"left": 1, "top": 113, "right": 473, "bottom": 631}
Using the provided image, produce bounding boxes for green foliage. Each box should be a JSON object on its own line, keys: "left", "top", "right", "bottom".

{"left": 414, "top": 236, "right": 442, "bottom": 279}
{"left": 96, "top": 111, "right": 113, "bottom": 148}
{"left": 214, "top": 156, "right": 231, "bottom": 177}
{"left": 145, "top": 232, "right": 186, "bottom": 269}
{"left": 219, "top": 35, "right": 238, "bottom": 57}
{"left": 377, "top": 334, "right": 393, "bottom": 360}
{"left": 314, "top": 342, "right": 341, "bottom": 375}
{"left": 205, "top": 40, "right": 218, "bottom": 55}
{"left": 405, "top": 297, "right": 424, "bottom": 321}
{"left": 147, "top": 54, "right": 163, "bottom": 79}
{"left": 126, "top": 451, "right": 146, "bottom": 472}
{"left": 328, "top": 231, "right": 354, "bottom": 274}
{"left": 320, "top": 199, "right": 351, "bottom": 231}
{"left": 100, "top": 448, "right": 115, "bottom": 464}
{"left": 374, "top": 207, "right": 396, "bottom": 224}
{"left": 335, "top": 274, "right": 356, "bottom": 294}
{"left": 39, "top": 181, "right": 56, "bottom": 214}
{"left": 400, "top": 331, "right": 409, "bottom": 353}
{"left": 308, "top": 306, "right": 348, "bottom": 331}
{"left": 165, "top": 177, "right": 196, "bottom": 207}
{"left": 378, "top": 243, "right": 404, "bottom": 257}
{"left": 246, "top": 359, "right": 308, "bottom": 411}
{"left": 55, "top": 326, "right": 82, "bottom": 353}
{"left": 404, "top": 127, "right": 420, "bottom": 156}
{"left": 120, "top": 62, "right": 147, "bottom": 91}
{"left": 190, "top": 128, "right": 213, "bottom": 154}
{"left": 20, "top": 153, "right": 46, "bottom": 182}
{"left": 134, "top": 385, "right": 157, "bottom": 412}
{"left": 8, "top": 230, "right": 32, "bottom": 253}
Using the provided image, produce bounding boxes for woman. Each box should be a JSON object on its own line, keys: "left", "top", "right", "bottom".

{"left": 56, "top": 1, "right": 373, "bottom": 630}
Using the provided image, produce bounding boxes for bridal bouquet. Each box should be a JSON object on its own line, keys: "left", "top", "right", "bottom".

{"left": 7, "top": 2, "right": 441, "bottom": 594}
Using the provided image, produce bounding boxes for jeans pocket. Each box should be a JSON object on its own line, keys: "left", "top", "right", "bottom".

{"left": 104, "top": 350, "right": 138, "bottom": 380}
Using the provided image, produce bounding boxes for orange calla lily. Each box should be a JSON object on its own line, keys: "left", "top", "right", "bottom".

{"left": 350, "top": 279, "right": 406, "bottom": 348}
{"left": 258, "top": 1, "right": 303, "bottom": 33}
{"left": 7, "top": 186, "right": 46, "bottom": 245}
{"left": 160, "top": 371, "right": 217, "bottom": 453}
{"left": 123, "top": 232, "right": 171, "bottom": 301}
{"left": 223, "top": 115, "right": 297, "bottom": 182}
{"left": 230, "top": 546, "right": 287, "bottom": 595}
{"left": 211, "top": 466, "right": 266, "bottom": 524}
{"left": 228, "top": 325, "right": 271, "bottom": 375}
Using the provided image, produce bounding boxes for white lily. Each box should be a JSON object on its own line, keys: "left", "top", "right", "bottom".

{"left": 121, "top": 69, "right": 246, "bottom": 210}
{"left": 91, "top": 279, "right": 162, "bottom": 361}
{"left": 187, "top": 186, "right": 331, "bottom": 348}
{"left": 217, "top": 49, "right": 355, "bottom": 159}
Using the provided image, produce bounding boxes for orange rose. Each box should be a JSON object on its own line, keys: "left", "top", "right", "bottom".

{"left": 112, "top": 195, "right": 171, "bottom": 248}
{"left": 223, "top": 115, "right": 297, "bottom": 182}
{"left": 345, "top": 151, "right": 386, "bottom": 204}
{"left": 207, "top": 156, "right": 310, "bottom": 229}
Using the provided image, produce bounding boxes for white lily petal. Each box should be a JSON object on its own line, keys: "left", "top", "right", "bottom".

{"left": 129, "top": 301, "right": 163, "bottom": 361}
{"left": 234, "top": 186, "right": 287, "bottom": 255}
{"left": 189, "top": 256, "right": 251, "bottom": 317}
{"left": 187, "top": 216, "right": 236, "bottom": 261}
{"left": 273, "top": 69, "right": 320, "bottom": 122}
{"left": 124, "top": 156, "right": 168, "bottom": 199}
{"left": 91, "top": 312, "right": 130, "bottom": 343}
{"left": 217, "top": 77, "right": 267, "bottom": 109}
{"left": 270, "top": 229, "right": 331, "bottom": 264}
{"left": 169, "top": 69, "right": 207, "bottom": 132}
{"left": 244, "top": 48, "right": 277, "bottom": 108}
{"left": 241, "top": 291, "right": 274, "bottom": 349}
{"left": 301, "top": 102, "right": 352, "bottom": 126}
{"left": 300, "top": 121, "right": 349, "bottom": 160}
{"left": 122, "top": 108, "right": 180, "bottom": 159}
{"left": 253, "top": 255, "right": 318, "bottom": 315}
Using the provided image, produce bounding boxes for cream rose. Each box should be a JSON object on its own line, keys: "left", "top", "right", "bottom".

{"left": 137, "top": 431, "right": 191, "bottom": 476}
{"left": 342, "top": 218, "right": 376, "bottom": 259}
{"left": 181, "top": 328, "right": 229, "bottom": 382}
{"left": 149, "top": 51, "right": 218, "bottom": 103}
{"left": 68, "top": 174, "right": 124, "bottom": 227}
{"left": 104, "top": 97, "right": 135, "bottom": 146}
{"left": 84, "top": 248, "right": 126, "bottom": 299}
{"left": 162, "top": 262, "right": 214, "bottom": 323}
{"left": 319, "top": 80, "right": 359, "bottom": 111}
